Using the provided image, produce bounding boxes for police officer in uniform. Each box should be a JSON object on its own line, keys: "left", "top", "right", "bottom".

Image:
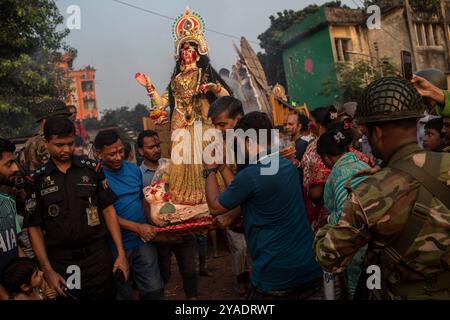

{"left": 19, "top": 99, "right": 72, "bottom": 174}
{"left": 314, "top": 77, "right": 450, "bottom": 299}
{"left": 24, "top": 116, "right": 129, "bottom": 300}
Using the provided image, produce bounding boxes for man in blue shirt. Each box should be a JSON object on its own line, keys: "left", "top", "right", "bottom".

{"left": 205, "top": 111, "right": 323, "bottom": 300}
{"left": 94, "top": 130, "right": 163, "bottom": 300}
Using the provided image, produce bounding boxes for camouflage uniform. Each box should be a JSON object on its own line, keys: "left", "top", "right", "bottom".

{"left": 19, "top": 128, "right": 50, "bottom": 173}
{"left": 18, "top": 99, "right": 71, "bottom": 174}
{"left": 314, "top": 77, "right": 450, "bottom": 299}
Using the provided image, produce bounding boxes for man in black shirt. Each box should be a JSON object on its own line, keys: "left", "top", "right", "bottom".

{"left": 24, "top": 117, "right": 128, "bottom": 300}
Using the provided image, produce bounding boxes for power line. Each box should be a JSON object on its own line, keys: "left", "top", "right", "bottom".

{"left": 111, "top": 0, "right": 412, "bottom": 56}
{"left": 350, "top": 0, "right": 362, "bottom": 8}
{"left": 111, "top": 0, "right": 261, "bottom": 47}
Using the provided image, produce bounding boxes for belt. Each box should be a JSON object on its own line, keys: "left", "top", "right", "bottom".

{"left": 47, "top": 239, "right": 107, "bottom": 261}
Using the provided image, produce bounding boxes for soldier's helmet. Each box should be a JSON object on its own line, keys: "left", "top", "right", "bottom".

{"left": 34, "top": 99, "right": 71, "bottom": 122}
{"left": 355, "top": 77, "right": 425, "bottom": 124}
{"left": 415, "top": 68, "right": 448, "bottom": 90}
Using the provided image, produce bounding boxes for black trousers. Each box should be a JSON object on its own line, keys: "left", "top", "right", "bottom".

{"left": 47, "top": 239, "right": 116, "bottom": 300}
{"left": 157, "top": 235, "right": 198, "bottom": 298}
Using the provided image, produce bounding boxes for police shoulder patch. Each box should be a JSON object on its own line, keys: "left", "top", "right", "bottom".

{"left": 75, "top": 156, "right": 98, "bottom": 171}
{"left": 27, "top": 165, "right": 48, "bottom": 183}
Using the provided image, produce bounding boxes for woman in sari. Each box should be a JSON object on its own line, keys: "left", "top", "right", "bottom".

{"left": 301, "top": 108, "right": 374, "bottom": 231}
{"left": 317, "top": 122, "right": 372, "bottom": 299}
{"left": 301, "top": 106, "right": 337, "bottom": 230}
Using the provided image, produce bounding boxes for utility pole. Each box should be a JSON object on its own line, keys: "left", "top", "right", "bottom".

{"left": 373, "top": 41, "right": 383, "bottom": 77}
{"left": 404, "top": 0, "right": 419, "bottom": 71}
{"left": 440, "top": 0, "right": 450, "bottom": 71}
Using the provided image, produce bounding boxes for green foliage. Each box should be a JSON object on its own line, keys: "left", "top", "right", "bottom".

{"left": 0, "top": 0, "right": 74, "bottom": 138}
{"left": 82, "top": 117, "right": 101, "bottom": 131}
{"left": 99, "top": 103, "right": 149, "bottom": 133}
{"left": 320, "top": 57, "right": 399, "bottom": 102}
{"left": 257, "top": 1, "right": 347, "bottom": 87}
{"left": 367, "top": 0, "right": 441, "bottom": 13}
{"left": 409, "top": 0, "right": 441, "bottom": 13}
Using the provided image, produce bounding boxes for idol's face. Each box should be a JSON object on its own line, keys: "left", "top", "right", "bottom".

{"left": 180, "top": 42, "right": 198, "bottom": 64}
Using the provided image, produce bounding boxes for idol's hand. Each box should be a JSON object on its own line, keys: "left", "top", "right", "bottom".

{"left": 200, "top": 82, "right": 220, "bottom": 94}
{"left": 135, "top": 72, "right": 153, "bottom": 88}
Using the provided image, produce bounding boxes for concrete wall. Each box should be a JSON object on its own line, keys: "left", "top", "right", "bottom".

{"left": 329, "top": 24, "right": 371, "bottom": 65}
{"left": 367, "top": 8, "right": 411, "bottom": 71}
{"left": 282, "top": 26, "right": 338, "bottom": 109}
{"left": 367, "top": 6, "right": 449, "bottom": 87}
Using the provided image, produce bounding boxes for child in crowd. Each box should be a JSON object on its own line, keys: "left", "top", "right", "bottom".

{"left": 1, "top": 257, "right": 57, "bottom": 300}
{"left": 423, "top": 117, "right": 445, "bottom": 152}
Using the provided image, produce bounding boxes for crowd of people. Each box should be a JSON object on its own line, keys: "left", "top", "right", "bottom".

{"left": 0, "top": 68, "right": 449, "bottom": 300}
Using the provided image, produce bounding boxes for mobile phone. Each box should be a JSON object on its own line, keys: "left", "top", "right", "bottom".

{"left": 401, "top": 50, "right": 413, "bottom": 80}
{"left": 62, "top": 286, "right": 78, "bottom": 300}
{"left": 115, "top": 269, "right": 126, "bottom": 284}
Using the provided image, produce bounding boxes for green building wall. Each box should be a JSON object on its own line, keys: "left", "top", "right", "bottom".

{"left": 282, "top": 8, "right": 339, "bottom": 110}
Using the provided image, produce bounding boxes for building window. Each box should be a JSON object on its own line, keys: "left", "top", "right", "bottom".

{"left": 416, "top": 23, "right": 424, "bottom": 45}
{"left": 334, "top": 38, "right": 352, "bottom": 62}
{"left": 81, "top": 81, "right": 93, "bottom": 92}
{"left": 416, "top": 23, "right": 440, "bottom": 46}
{"left": 424, "top": 24, "right": 432, "bottom": 46}
{"left": 84, "top": 98, "right": 96, "bottom": 109}
{"left": 288, "top": 57, "right": 295, "bottom": 79}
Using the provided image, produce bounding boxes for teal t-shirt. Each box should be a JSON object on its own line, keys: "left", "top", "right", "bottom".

{"left": 218, "top": 155, "right": 322, "bottom": 292}
{"left": 0, "top": 193, "right": 20, "bottom": 274}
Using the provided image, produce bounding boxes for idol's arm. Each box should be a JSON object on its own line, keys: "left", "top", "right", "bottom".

{"left": 150, "top": 90, "right": 169, "bottom": 109}
{"left": 214, "top": 82, "right": 229, "bottom": 97}
{"left": 202, "top": 82, "right": 229, "bottom": 98}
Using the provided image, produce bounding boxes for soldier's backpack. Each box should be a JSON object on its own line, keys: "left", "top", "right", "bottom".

{"left": 383, "top": 152, "right": 450, "bottom": 299}
{"left": 355, "top": 151, "right": 450, "bottom": 300}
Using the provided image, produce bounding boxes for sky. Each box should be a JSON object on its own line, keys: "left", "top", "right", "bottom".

{"left": 56, "top": 0, "right": 358, "bottom": 114}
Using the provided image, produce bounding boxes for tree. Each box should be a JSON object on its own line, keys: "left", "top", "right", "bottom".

{"left": 0, "top": 0, "right": 74, "bottom": 138}
{"left": 99, "top": 103, "right": 149, "bottom": 133}
{"left": 257, "top": 1, "right": 347, "bottom": 87}
{"left": 367, "top": 0, "right": 441, "bottom": 13}
{"left": 320, "top": 57, "right": 399, "bottom": 102}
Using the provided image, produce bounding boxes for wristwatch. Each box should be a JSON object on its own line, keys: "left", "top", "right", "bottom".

{"left": 203, "top": 167, "right": 219, "bottom": 179}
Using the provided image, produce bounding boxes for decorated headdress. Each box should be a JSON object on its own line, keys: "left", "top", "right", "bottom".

{"left": 172, "top": 7, "right": 208, "bottom": 59}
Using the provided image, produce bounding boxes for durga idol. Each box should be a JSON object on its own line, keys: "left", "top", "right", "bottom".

{"left": 136, "top": 8, "right": 231, "bottom": 206}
